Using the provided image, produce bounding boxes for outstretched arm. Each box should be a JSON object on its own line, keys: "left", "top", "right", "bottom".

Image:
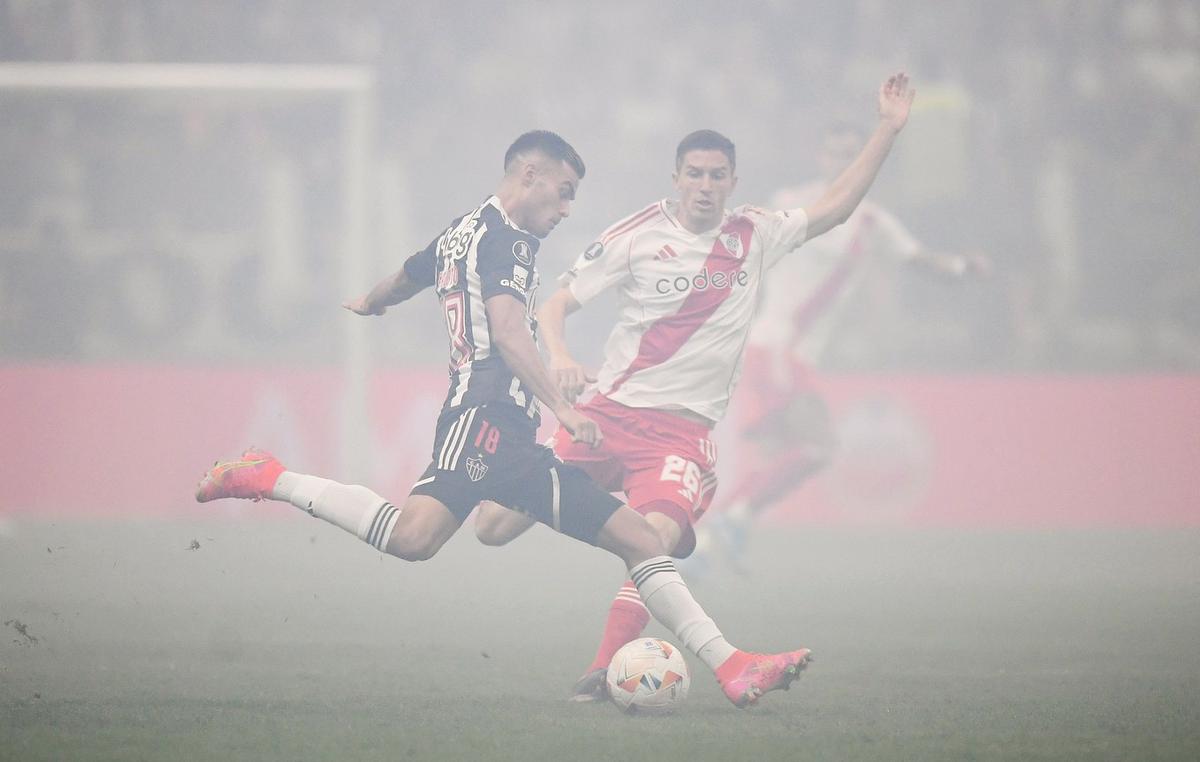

{"left": 343, "top": 266, "right": 429, "bottom": 316}
{"left": 872, "top": 205, "right": 992, "bottom": 277}
{"left": 803, "top": 72, "right": 916, "bottom": 239}
{"left": 487, "top": 293, "right": 601, "bottom": 446}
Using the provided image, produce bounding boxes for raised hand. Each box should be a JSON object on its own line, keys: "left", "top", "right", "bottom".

{"left": 878, "top": 72, "right": 916, "bottom": 133}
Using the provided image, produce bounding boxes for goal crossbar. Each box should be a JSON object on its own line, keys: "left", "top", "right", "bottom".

{"left": 0, "top": 62, "right": 373, "bottom": 93}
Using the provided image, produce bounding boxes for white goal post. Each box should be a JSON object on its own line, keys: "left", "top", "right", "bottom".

{"left": 0, "top": 63, "right": 378, "bottom": 482}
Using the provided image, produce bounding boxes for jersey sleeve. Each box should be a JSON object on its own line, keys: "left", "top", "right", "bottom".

{"left": 476, "top": 226, "right": 539, "bottom": 303}
{"left": 740, "top": 204, "right": 810, "bottom": 270}
{"left": 401, "top": 235, "right": 439, "bottom": 288}
{"left": 559, "top": 232, "right": 635, "bottom": 305}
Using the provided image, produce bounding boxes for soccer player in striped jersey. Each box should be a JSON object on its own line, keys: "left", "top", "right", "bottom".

{"left": 474, "top": 73, "right": 917, "bottom": 701}
{"left": 195, "top": 130, "right": 810, "bottom": 708}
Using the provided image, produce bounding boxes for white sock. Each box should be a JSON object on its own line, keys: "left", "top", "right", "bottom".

{"left": 629, "top": 556, "right": 737, "bottom": 671}
{"left": 272, "top": 471, "right": 401, "bottom": 552}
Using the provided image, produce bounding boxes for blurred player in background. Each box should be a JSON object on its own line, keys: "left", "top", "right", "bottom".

{"left": 475, "top": 74, "right": 917, "bottom": 701}
{"left": 195, "top": 130, "right": 811, "bottom": 709}
{"left": 697, "top": 121, "right": 990, "bottom": 571}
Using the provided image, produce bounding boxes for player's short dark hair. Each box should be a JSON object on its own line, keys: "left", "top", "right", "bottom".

{"left": 675, "top": 129, "right": 736, "bottom": 171}
{"left": 504, "top": 131, "right": 586, "bottom": 178}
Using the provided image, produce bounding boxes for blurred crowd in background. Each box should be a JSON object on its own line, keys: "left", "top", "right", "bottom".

{"left": 2, "top": 0, "right": 1197, "bottom": 371}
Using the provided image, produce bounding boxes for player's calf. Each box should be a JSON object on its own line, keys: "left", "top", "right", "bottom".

{"left": 596, "top": 506, "right": 669, "bottom": 568}
{"left": 383, "top": 496, "right": 460, "bottom": 561}
{"left": 195, "top": 450, "right": 458, "bottom": 562}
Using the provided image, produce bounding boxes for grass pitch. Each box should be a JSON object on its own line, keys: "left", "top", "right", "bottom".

{"left": 2, "top": 516, "right": 1198, "bottom": 761}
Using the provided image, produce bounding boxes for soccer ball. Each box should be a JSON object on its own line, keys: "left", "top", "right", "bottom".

{"left": 606, "top": 637, "right": 690, "bottom": 714}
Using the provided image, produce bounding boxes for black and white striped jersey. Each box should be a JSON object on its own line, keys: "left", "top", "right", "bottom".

{"left": 403, "top": 195, "right": 542, "bottom": 422}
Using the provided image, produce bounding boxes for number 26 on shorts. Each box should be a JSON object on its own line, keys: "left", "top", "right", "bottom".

{"left": 660, "top": 455, "right": 701, "bottom": 505}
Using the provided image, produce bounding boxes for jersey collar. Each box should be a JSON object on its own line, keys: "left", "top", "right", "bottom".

{"left": 486, "top": 195, "right": 535, "bottom": 236}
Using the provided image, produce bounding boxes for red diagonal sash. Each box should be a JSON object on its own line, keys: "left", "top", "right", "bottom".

{"left": 607, "top": 216, "right": 755, "bottom": 395}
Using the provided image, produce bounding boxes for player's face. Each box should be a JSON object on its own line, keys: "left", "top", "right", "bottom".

{"left": 673, "top": 150, "right": 737, "bottom": 233}
{"left": 818, "top": 131, "right": 863, "bottom": 183}
{"left": 522, "top": 158, "right": 580, "bottom": 239}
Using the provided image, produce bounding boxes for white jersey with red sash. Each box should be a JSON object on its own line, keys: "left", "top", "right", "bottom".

{"left": 560, "top": 198, "right": 809, "bottom": 423}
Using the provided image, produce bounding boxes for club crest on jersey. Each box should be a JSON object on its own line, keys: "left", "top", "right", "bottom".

{"left": 465, "top": 456, "right": 489, "bottom": 482}
{"left": 583, "top": 241, "right": 604, "bottom": 260}
{"left": 512, "top": 240, "right": 533, "bottom": 265}
{"left": 721, "top": 232, "right": 744, "bottom": 259}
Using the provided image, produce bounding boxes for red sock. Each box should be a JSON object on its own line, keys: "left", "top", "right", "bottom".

{"left": 587, "top": 581, "right": 651, "bottom": 672}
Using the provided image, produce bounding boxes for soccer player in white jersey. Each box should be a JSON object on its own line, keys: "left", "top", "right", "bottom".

{"left": 475, "top": 73, "right": 918, "bottom": 701}
{"left": 699, "top": 121, "right": 990, "bottom": 569}
{"left": 194, "top": 130, "right": 812, "bottom": 709}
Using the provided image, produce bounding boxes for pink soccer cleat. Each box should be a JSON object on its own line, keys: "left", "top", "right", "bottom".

{"left": 195, "top": 448, "right": 285, "bottom": 503}
{"left": 716, "top": 648, "right": 812, "bottom": 708}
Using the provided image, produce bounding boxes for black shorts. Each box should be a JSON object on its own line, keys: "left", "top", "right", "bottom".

{"left": 409, "top": 403, "right": 622, "bottom": 545}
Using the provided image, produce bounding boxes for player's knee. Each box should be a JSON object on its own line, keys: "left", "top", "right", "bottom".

{"left": 597, "top": 507, "right": 675, "bottom": 567}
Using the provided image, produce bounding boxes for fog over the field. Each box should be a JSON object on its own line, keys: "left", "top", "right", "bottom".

{"left": 3, "top": 519, "right": 1199, "bottom": 759}
{"left": 1, "top": 4, "right": 1198, "bottom": 758}
{"left": 2, "top": 0, "right": 1197, "bottom": 371}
